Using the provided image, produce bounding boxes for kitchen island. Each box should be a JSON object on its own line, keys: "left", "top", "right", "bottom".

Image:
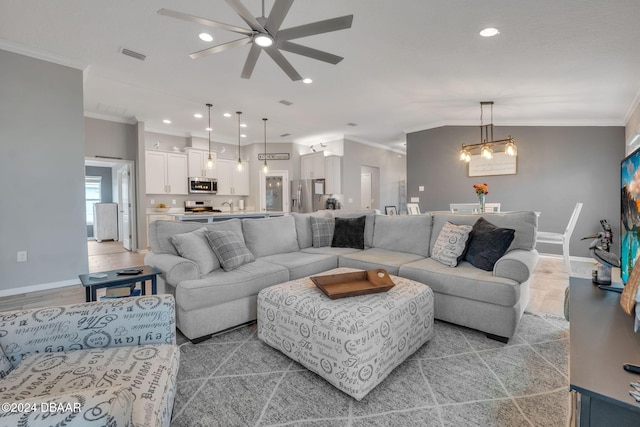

{"left": 171, "top": 211, "right": 286, "bottom": 223}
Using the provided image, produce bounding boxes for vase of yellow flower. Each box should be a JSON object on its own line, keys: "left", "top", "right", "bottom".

{"left": 473, "top": 183, "right": 489, "bottom": 213}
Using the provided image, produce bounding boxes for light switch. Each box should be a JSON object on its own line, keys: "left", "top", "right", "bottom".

{"left": 419, "top": 186, "right": 424, "bottom": 192}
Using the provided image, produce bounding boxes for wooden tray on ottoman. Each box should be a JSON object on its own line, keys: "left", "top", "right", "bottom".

{"left": 310, "top": 269, "right": 395, "bottom": 299}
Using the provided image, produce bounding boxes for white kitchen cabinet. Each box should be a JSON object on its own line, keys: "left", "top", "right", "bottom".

{"left": 214, "top": 159, "right": 250, "bottom": 195}
{"left": 187, "top": 148, "right": 216, "bottom": 178}
{"left": 324, "top": 155, "right": 342, "bottom": 195}
{"left": 301, "top": 152, "right": 325, "bottom": 179}
{"left": 145, "top": 150, "right": 188, "bottom": 195}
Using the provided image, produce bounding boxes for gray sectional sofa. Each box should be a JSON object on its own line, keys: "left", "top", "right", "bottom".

{"left": 145, "top": 210, "right": 538, "bottom": 343}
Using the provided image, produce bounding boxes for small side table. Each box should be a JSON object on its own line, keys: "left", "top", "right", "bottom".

{"left": 79, "top": 265, "right": 160, "bottom": 302}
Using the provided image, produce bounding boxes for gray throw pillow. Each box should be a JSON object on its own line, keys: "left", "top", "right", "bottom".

{"left": 205, "top": 230, "right": 255, "bottom": 271}
{"left": 171, "top": 227, "right": 219, "bottom": 274}
{"left": 464, "top": 217, "right": 515, "bottom": 271}
{"left": 331, "top": 216, "right": 366, "bottom": 249}
{"left": 311, "top": 216, "right": 335, "bottom": 248}
{"left": 431, "top": 221, "right": 473, "bottom": 267}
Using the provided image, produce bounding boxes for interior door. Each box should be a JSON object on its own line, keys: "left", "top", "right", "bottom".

{"left": 118, "top": 165, "right": 132, "bottom": 251}
{"left": 361, "top": 172, "right": 372, "bottom": 209}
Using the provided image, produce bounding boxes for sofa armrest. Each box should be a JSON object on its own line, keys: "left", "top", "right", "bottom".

{"left": 493, "top": 249, "right": 539, "bottom": 284}
{"left": 0, "top": 295, "right": 176, "bottom": 369}
{"left": 145, "top": 252, "right": 199, "bottom": 287}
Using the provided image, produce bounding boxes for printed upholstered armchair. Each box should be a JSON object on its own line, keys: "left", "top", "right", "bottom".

{"left": 0, "top": 295, "right": 179, "bottom": 427}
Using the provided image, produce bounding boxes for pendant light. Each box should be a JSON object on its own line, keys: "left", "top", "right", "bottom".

{"left": 458, "top": 101, "right": 516, "bottom": 162}
{"left": 262, "top": 118, "right": 268, "bottom": 173}
{"left": 236, "top": 111, "right": 243, "bottom": 171}
{"left": 206, "top": 103, "right": 214, "bottom": 169}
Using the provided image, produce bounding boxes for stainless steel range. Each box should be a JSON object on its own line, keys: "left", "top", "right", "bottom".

{"left": 184, "top": 200, "right": 221, "bottom": 215}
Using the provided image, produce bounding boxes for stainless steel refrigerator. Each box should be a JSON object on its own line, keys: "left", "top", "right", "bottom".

{"left": 291, "top": 179, "right": 326, "bottom": 212}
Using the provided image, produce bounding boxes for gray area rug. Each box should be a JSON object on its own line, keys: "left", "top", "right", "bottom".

{"left": 170, "top": 312, "right": 569, "bottom": 427}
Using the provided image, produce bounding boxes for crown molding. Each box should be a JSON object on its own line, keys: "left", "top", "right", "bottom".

{"left": 0, "top": 38, "right": 88, "bottom": 70}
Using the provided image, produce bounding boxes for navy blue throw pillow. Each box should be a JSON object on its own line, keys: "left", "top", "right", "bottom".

{"left": 464, "top": 217, "right": 515, "bottom": 271}
{"left": 331, "top": 216, "right": 366, "bottom": 249}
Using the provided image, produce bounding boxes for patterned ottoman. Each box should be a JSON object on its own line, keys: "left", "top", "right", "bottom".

{"left": 257, "top": 268, "right": 434, "bottom": 400}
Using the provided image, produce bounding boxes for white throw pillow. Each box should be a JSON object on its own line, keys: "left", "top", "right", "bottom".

{"left": 171, "top": 227, "right": 220, "bottom": 274}
{"left": 431, "top": 221, "right": 473, "bottom": 267}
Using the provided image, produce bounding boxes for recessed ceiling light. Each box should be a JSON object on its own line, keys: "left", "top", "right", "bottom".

{"left": 199, "top": 33, "right": 213, "bottom": 42}
{"left": 240, "top": 123, "right": 247, "bottom": 128}
{"left": 479, "top": 27, "right": 500, "bottom": 37}
{"left": 223, "top": 113, "right": 232, "bottom": 118}
{"left": 194, "top": 113, "right": 203, "bottom": 119}
{"left": 302, "top": 78, "right": 313, "bottom": 84}
{"left": 205, "top": 127, "right": 212, "bottom": 131}
{"left": 240, "top": 134, "right": 247, "bottom": 138}
{"left": 163, "top": 119, "right": 171, "bottom": 124}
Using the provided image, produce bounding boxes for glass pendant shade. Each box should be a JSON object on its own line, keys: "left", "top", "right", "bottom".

{"left": 505, "top": 140, "right": 517, "bottom": 156}
{"left": 236, "top": 111, "right": 242, "bottom": 170}
{"left": 206, "top": 103, "right": 214, "bottom": 169}
{"left": 262, "top": 117, "right": 268, "bottom": 173}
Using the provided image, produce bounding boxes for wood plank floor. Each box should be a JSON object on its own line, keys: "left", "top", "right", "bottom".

{"left": 0, "top": 241, "right": 146, "bottom": 311}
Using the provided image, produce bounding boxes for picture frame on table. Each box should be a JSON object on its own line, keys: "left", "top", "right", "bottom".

{"left": 385, "top": 206, "right": 397, "bottom": 216}
{"left": 406, "top": 203, "right": 421, "bottom": 215}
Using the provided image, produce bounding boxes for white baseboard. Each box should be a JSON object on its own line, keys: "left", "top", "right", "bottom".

{"left": 538, "top": 253, "right": 594, "bottom": 263}
{"left": 0, "top": 279, "right": 80, "bottom": 298}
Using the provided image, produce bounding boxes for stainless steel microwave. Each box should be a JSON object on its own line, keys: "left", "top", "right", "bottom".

{"left": 188, "top": 177, "right": 217, "bottom": 194}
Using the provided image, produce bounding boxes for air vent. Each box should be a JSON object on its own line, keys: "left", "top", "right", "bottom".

{"left": 280, "top": 133, "right": 291, "bottom": 137}
{"left": 347, "top": 122, "right": 358, "bottom": 126}
{"left": 279, "top": 100, "right": 293, "bottom": 106}
{"left": 121, "top": 48, "right": 146, "bottom": 61}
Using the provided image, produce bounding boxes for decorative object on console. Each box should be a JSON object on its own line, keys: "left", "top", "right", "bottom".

{"left": 431, "top": 221, "right": 473, "bottom": 267}
{"left": 385, "top": 205, "right": 397, "bottom": 215}
{"left": 262, "top": 117, "right": 268, "bottom": 172}
{"left": 465, "top": 217, "right": 515, "bottom": 271}
{"left": 473, "top": 183, "right": 489, "bottom": 213}
{"left": 459, "top": 101, "right": 517, "bottom": 162}
{"left": 406, "top": 203, "right": 420, "bottom": 215}
{"left": 331, "top": 216, "right": 366, "bottom": 249}
{"left": 157, "top": 0, "right": 353, "bottom": 81}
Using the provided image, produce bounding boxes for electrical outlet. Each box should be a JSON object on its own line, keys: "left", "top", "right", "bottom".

{"left": 172, "top": 199, "right": 176, "bottom": 205}
{"left": 150, "top": 199, "right": 155, "bottom": 205}
{"left": 17, "top": 251, "right": 27, "bottom": 262}
{"left": 348, "top": 198, "right": 353, "bottom": 203}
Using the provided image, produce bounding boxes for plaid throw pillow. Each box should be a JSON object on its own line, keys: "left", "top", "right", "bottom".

{"left": 205, "top": 230, "right": 255, "bottom": 271}
{"left": 311, "top": 217, "right": 335, "bottom": 248}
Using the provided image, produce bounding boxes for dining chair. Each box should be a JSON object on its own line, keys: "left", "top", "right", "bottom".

{"left": 536, "top": 202, "right": 583, "bottom": 276}
{"left": 484, "top": 203, "right": 501, "bottom": 212}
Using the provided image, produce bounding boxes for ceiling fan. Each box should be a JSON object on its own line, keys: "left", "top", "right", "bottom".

{"left": 158, "top": 0, "right": 353, "bottom": 81}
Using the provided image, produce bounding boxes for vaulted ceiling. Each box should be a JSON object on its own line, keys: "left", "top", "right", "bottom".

{"left": 2, "top": 0, "right": 640, "bottom": 152}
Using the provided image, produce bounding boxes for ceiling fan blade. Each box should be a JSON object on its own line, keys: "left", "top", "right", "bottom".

{"left": 278, "top": 41, "right": 344, "bottom": 64}
{"left": 157, "top": 8, "right": 252, "bottom": 36}
{"left": 241, "top": 44, "right": 262, "bottom": 79}
{"left": 189, "top": 37, "right": 251, "bottom": 59}
{"left": 265, "top": 0, "right": 294, "bottom": 35}
{"left": 278, "top": 15, "right": 353, "bottom": 41}
{"left": 225, "top": 0, "right": 266, "bottom": 33}
{"left": 264, "top": 47, "right": 302, "bottom": 81}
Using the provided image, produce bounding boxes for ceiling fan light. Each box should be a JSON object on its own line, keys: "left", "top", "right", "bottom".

{"left": 254, "top": 33, "right": 273, "bottom": 47}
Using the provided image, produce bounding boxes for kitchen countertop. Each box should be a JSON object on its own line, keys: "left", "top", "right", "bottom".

{"left": 170, "top": 211, "right": 286, "bottom": 222}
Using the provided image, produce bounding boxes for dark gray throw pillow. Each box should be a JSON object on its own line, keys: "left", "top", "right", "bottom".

{"left": 464, "top": 217, "right": 515, "bottom": 271}
{"left": 205, "top": 230, "right": 255, "bottom": 272}
{"left": 331, "top": 216, "right": 366, "bottom": 249}
{"left": 311, "top": 216, "right": 335, "bottom": 248}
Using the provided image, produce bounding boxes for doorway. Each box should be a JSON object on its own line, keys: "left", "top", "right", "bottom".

{"left": 360, "top": 165, "right": 380, "bottom": 211}
{"left": 85, "top": 158, "right": 137, "bottom": 255}
{"left": 259, "top": 170, "right": 290, "bottom": 212}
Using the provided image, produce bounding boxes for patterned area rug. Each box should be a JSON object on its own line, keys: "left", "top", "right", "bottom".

{"left": 170, "top": 312, "right": 569, "bottom": 427}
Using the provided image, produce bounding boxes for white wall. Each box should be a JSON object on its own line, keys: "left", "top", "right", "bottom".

{"left": 0, "top": 49, "right": 87, "bottom": 294}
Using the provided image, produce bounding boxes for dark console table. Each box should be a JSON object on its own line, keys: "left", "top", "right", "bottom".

{"left": 570, "top": 277, "right": 640, "bottom": 426}
{"left": 79, "top": 265, "right": 159, "bottom": 302}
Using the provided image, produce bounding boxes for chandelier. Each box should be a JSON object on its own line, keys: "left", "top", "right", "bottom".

{"left": 459, "top": 101, "right": 517, "bottom": 162}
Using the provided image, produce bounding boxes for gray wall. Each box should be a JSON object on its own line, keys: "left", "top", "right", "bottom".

{"left": 85, "top": 117, "right": 137, "bottom": 160}
{"left": 342, "top": 139, "right": 407, "bottom": 211}
{"left": 407, "top": 125, "right": 625, "bottom": 258}
{"left": 0, "top": 49, "right": 87, "bottom": 293}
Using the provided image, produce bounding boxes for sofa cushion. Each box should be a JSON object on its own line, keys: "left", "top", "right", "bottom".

{"left": 399, "top": 258, "right": 521, "bottom": 307}
{"left": 176, "top": 260, "right": 290, "bottom": 311}
{"left": 332, "top": 216, "right": 366, "bottom": 249}
{"left": 149, "top": 220, "right": 204, "bottom": 256}
{"left": 0, "top": 386, "right": 135, "bottom": 426}
{"left": 301, "top": 246, "right": 363, "bottom": 256}
{"left": 311, "top": 216, "right": 335, "bottom": 247}
{"left": 243, "top": 215, "right": 299, "bottom": 257}
{"left": 465, "top": 217, "right": 515, "bottom": 271}
{"left": 260, "top": 252, "right": 338, "bottom": 280}
{"left": 339, "top": 248, "right": 425, "bottom": 275}
{"left": 0, "top": 344, "right": 179, "bottom": 427}
{"left": 431, "top": 211, "right": 538, "bottom": 253}
{"left": 172, "top": 227, "right": 218, "bottom": 274}
{"left": 431, "top": 221, "right": 473, "bottom": 267}
{"left": 206, "top": 230, "right": 255, "bottom": 271}
{"left": 372, "top": 214, "right": 431, "bottom": 257}
{"left": 334, "top": 210, "right": 376, "bottom": 248}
